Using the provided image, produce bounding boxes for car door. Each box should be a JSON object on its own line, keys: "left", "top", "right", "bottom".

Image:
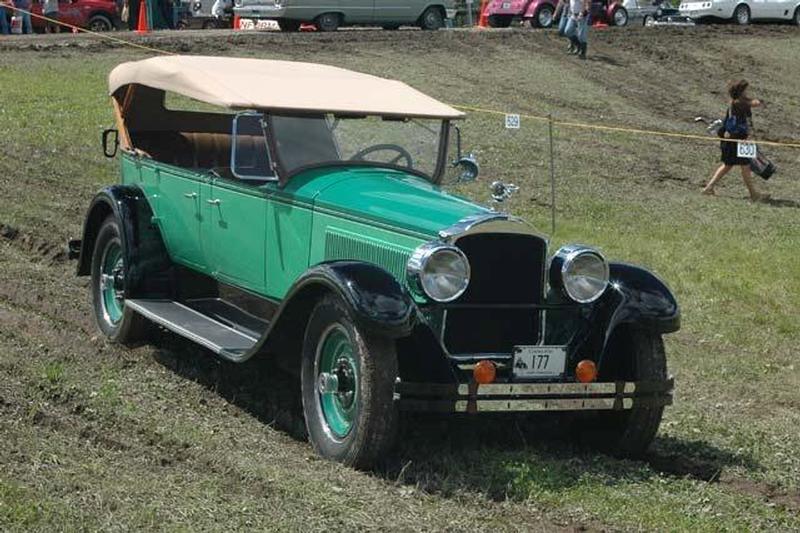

{"left": 156, "top": 165, "right": 208, "bottom": 271}
{"left": 373, "top": 0, "right": 418, "bottom": 23}
{"left": 202, "top": 113, "right": 273, "bottom": 294}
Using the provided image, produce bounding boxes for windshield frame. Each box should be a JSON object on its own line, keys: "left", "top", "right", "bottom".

{"left": 264, "top": 113, "right": 452, "bottom": 187}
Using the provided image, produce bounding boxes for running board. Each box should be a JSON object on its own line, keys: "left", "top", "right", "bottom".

{"left": 126, "top": 299, "right": 261, "bottom": 357}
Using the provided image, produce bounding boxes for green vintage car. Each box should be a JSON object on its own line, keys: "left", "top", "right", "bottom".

{"left": 72, "top": 56, "right": 678, "bottom": 468}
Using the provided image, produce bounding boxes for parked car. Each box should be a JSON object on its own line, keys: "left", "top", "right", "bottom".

{"left": 485, "top": 0, "right": 557, "bottom": 28}
{"left": 618, "top": 0, "right": 694, "bottom": 25}
{"left": 72, "top": 55, "right": 678, "bottom": 469}
{"left": 30, "top": 0, "right": 118, "bottom": 32}
{"left": 233, "top": 0, "right": 456, "bottom": 31}
{"left": 174, "top": 0, "right": 234, "bottom": 29}
{"left": 590, "top": 0, "right": 630, "bottom": 25}
{"left": 679, "top": 0, "right": 800, "bottom": 24}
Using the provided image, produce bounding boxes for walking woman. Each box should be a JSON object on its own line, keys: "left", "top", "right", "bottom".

{"left": 703, "top": 80, "right": 768, "bottom": 201}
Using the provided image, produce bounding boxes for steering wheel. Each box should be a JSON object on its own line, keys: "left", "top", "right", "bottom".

{"left": 350, "top": 144, "right": 414, "bottom": 168}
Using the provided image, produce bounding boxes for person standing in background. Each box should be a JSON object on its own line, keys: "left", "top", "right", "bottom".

{"left": 703, "top": 80, "right": 768, "bottom": 201}
{"left": 12, "top": 0, "right": 32, "bottom": 33}
{"left": 554, "top": 0, "right": 570, "bottom": 40}
{"left": 563, "top": 0, "right": 590, "bottom": 59}
{"left": 0, "top": 0, "right": 11, "bottom": 35}
{"left": 43, "top": 0, "right": 59, "bottom": 32}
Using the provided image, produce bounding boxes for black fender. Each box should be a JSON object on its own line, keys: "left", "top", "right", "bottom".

{"left": 595, "top": 262, "right": 679, "bottom": 368}
{"left": 75, "top": 185, "right": 172, "bottom": 299}
{"left": 239, "top": 261, "right": 417, "bottom": 367}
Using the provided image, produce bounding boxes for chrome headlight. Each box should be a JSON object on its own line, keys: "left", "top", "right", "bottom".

{"left": 407, "top": 242, "right": 470, "bottom": 303}
{"left": 549, "top": 245, "right": 609, "bottom": 304}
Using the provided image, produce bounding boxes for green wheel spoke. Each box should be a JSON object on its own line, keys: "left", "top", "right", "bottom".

{"left": 317, "top": 325, "right": 359, "bottom": 439}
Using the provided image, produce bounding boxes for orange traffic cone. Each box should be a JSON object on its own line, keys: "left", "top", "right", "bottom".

{"left": 593, "top": 20, "right": 608, "bottom": 28}
{"left": 233, "top": 14, "right": 240, "bottom": 29}
{"left": 478, "top": 0, "right": 489, "bottom": 28}
{"left": 135, "top": 0, "right": 149, "bottom": 34}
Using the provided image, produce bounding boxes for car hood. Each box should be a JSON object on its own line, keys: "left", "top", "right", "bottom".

{"left": 285, "top": 166, "right": 490, "bottom": 238}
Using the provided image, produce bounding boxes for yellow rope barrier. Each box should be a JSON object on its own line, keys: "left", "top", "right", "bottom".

{"left": 3, "top": 5, "right": 173, "bottom": 55}
{"left": 454, "top": 104, "right": 800, "bottom": 149}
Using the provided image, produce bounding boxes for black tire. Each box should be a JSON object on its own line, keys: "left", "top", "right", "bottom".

{"left": 315, "top": 12, "right": 341, "bottom": 32}
{"left": 87, "top": 14, "right": 113, "bottom": 32}
{"left": 573, "top": 329, "right": 667, "bottom": 456}
{"left": 300, "top": 294, "right": 398, "bottom": 469}
{"left": 611, "top": 6, "right": 628, "bottom": 26}
{"left": 419, "top": 6, "right": 444, "bottom": 30}
{"left": 487, "top": 14, "right": 512, "bottom": 27}
{"left": 643, "top": 14, "right": 655, "bottom": 26}
{"left": 532, "top": 4, "right": 555, "bottom": 27}
{"left": 733, "top": 3, "right": 750, "bottom": 25}
{"left": 278, "top": 18, "right": 301, "bottom": 31}
{"left": 90, "top": 217, "right": 149, "bottom": 345}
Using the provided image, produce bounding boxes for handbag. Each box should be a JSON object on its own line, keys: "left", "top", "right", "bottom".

{"left": 750, "top": 147, "right": 776, "bottom": 180}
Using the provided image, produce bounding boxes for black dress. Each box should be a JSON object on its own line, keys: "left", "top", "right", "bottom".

{"left": 720, "top": 104, "right": 752, "bottom": 166}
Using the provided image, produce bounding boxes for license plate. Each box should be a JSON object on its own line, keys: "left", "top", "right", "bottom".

{"left": 737, "top": 141, "right": 757, "bottom": 159}
{"left": 512, "top": 346, "right": 567, "bottom": 378}
{"left": 502, "top": 2, "right": 511, "bottom": 8}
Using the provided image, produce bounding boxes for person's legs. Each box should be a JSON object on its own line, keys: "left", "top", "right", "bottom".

{"left": 577, "top": 15, "right": 589, "bottom": 58}
{"left": 740, "top": 164, "right": 767, "bottom": 201}
{"left": 0, "top": 7, "right": 9, "bottom": 35}
{"left": 558, "top": 9, "right": 569, "bottom": 35}
{"left": 21, "top": 11, "right": 31, "bottom": 33}
{"left": 563, "top": 16, "right": 579, "bottom": 53}
{"left": 703, "top": 164, "right": 732, "bottom": 194}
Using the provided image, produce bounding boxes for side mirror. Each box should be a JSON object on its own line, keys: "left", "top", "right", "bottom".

{"left": 450, "top": 125, "right": 480, "bottom": 182}
{"left": 453, "top": 154, "right": 480, "bottom": 182}
{"left": 102, "top": 128, "right": 119, "bottom": 158}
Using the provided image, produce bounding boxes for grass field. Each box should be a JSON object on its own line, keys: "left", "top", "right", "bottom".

{"left": 1, "top": 26, "right": 800, "bottom": 531}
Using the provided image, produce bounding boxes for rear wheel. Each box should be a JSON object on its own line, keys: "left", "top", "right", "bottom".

{"left": 278, "top": 18, "right": 301, "bottom": 31}
{"left": 611, "top": 6, "right": 628, "bottom": 26}
{"left": 643, "top": 14, "right": 655, "bottom": 26}
{"left": 733, "top": 3, "right": 750, "bottom": 24}
{"left": 487, "top": 14, "right": 512, "bottom": 27}
{"left": 532, "top": 5, "right": 555, "bottom": 27}
{"left": 315, "top": 12, "right": 341, "bottom": 31}
{"left": 419, "top": 6, "right": 444, "bottom": 29}
{"left": 573, "top": 329, "right": 667, "bottom": 456}
{"left": 87, "top": 14, "right": 113, "bottom": 32}
{"left": 91, "top": 217, "right": 149, "bottom": 345}
{"left": 300, "top": 294, "right": 398, "bottom": 469}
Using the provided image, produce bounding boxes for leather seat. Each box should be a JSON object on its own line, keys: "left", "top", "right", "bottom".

{"left": 131, "top": 131, "right": 266, "bottom": 172}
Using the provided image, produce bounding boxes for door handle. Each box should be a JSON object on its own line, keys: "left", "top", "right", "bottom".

{"left": 206, "top": 199, "right": 221, "bottom": 205}
{"left": 184, "top": 192, "right": 197, "bottom": 199}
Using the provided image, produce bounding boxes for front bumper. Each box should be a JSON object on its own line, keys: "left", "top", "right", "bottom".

{"left": 396, "top": 378, "right": 674, "bottom": 413}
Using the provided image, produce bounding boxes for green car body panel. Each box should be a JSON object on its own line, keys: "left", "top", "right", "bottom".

{"left": 122, "top": 154, "right": 490, "bottom": 301}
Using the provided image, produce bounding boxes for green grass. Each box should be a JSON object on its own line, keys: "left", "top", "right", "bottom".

{"left": 1, "top": 28, "right": 799, "bottom": 531}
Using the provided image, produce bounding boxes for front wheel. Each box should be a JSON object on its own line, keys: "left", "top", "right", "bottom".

{"left": 573, "top": 329, "right": 667, "bottom": 456}
{"left": 733, "top": 3, "right": 750, "bottom": 24}
{"left": 419, "top": 6, "right": 444, "bottom": 29}
{"left": 611, "top": 6, "right": 628, "bottom": 26}
{"left": 300, "top": 295, "right": 398, "bottom": 469}
{"left": 315, "top": 12, "right": 341, "bottom": 31}
{"left": 91, "top": 217, "right": 149, "bottom": 344}
{"left": 87, "top": 14, "right": 113, "bottom": 32}
{"left": 532, "top": 5, "right": 555, "bottom": 27}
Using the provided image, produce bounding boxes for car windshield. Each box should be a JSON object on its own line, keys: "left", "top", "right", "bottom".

{"left": 270, "top": 114, "right": 445, "bottom": 180}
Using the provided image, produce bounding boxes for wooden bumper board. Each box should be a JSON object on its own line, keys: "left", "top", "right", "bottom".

{"left": 395, "top": 379, "right": 674, "bottom": 413}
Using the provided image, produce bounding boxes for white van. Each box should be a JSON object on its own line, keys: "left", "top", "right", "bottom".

{"left": 679, "top": 0, "right": 800, "bottom": 24}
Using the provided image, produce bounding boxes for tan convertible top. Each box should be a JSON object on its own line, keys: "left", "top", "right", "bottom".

{"left": 109, "top": 55, "right": 464, "bottom": 120}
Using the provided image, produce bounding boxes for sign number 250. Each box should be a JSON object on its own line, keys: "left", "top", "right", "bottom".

{"left": 737, "top": 141, "right": 757, "bottom": 159}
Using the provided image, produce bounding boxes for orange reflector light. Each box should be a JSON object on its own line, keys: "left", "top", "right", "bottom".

{"left": 473, "top": 360, "right": 497, "bottom": 384}
{"left": 575, "top": 360, "right": 598, "bottom": 383}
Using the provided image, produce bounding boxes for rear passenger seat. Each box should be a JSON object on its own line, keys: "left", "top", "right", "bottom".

{"left": 130, "top": 131, "right": 266, "bottom": 171}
